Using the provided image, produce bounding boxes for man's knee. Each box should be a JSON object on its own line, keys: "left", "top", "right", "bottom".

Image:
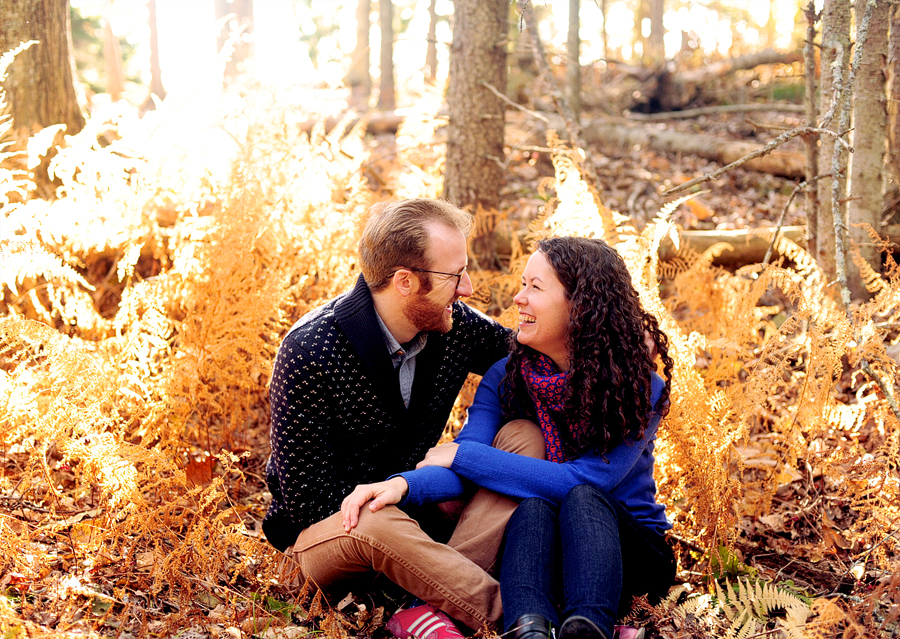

{"left": 492, "top": 419, "right": 546, "bottom": 459}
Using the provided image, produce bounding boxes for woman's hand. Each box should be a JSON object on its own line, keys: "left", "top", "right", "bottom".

{"left": 340, "top": 476, "right": 408, "bottom": 532}
{"left": 415, "top": 443, "right": 459, "bottom": 470}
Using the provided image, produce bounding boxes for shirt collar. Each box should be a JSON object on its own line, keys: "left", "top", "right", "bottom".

{"left": 374, "top": 309, "right": 427, "bottom": 358}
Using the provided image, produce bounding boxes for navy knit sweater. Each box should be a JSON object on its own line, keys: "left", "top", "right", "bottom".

{"left": 263, "top": 275, "right": 511, "bottom": 552}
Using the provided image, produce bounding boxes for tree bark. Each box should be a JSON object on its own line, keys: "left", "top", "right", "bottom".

{"left": 847, "top": 0, "right": 889, "bottom": 300}
{"left": 214, "top": 0, "right": 254, "bottom": 83}
{"left": 377, "top": 0, "right": 395, "bottom": 110}
{"left": 346, "top": 0, "right": 371, "bottom": 107}
{"left": 0, "top": 0, "right": 85, "bottom": 139}
{"left": 567, "top": 0, "right": 581, "bottom": 119}
{"left": 443, "top": 0, "right": 507, "bottom": 212}
{"left": 815, "top": 0, "right": 851, "bottom": 284}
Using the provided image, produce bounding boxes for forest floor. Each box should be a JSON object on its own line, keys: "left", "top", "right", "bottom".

{"left": 3, "top": 76, "right": 899, "bottom": 639}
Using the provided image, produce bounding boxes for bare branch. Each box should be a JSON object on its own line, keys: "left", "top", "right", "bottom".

{"left": 481, "top": 82, "right": 549, "bottom": 123}
{"left": 662, "top": 126, "right": 850, "bottom": 197}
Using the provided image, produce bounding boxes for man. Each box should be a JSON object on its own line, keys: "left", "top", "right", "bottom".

{"left": 263, "top": 199, "right": 544, "bottom": 634}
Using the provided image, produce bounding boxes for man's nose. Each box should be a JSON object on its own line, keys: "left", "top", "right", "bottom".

{"left": 456, "top": 271, "right": 474, "bottom": 297}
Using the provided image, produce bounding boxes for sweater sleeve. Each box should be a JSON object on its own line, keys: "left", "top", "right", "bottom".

{"left": 264, "top": 334, "right": 348, "bottom": 550}
{"left": 397, "top": 358, "right": 509, "bottom": 506}
{"left": 450, "top": 372, "right": 667, "bottom": 506}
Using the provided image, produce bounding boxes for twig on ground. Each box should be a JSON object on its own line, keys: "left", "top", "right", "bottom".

{"left": 626, "top": 103, "right": 806, "bottom": 121}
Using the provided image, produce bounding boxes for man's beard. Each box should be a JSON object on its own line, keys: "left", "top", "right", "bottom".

{"left": 403, "top": 290, "right": 454, "bottom": 334}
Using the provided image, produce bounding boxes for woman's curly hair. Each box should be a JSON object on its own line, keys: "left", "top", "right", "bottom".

{"left": 501, "top": 236, "right": 673, "bottom": 456}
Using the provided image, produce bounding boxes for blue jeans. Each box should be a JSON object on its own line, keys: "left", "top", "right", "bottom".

{"left": 500, "top": 485, "right": 676, "bottom": 639}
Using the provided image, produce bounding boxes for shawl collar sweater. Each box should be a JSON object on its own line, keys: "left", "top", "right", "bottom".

{"left": 263, "top": 275, "right": 511, "bottom": 551}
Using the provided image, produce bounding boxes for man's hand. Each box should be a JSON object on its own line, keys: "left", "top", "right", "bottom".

{"left": 340, "top": 476, "right": 408, "bottom": 532}
{"left": 415, "top": 442, "right": 459, "bottom": 470}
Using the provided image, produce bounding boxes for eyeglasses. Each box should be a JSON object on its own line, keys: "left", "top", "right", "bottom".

{"left": 406, "top": 267, "right": 467, "bottom": 289}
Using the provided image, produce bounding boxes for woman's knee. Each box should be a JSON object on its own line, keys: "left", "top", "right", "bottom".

{"left": 562, "top": 484, "right": 617, "bottom": 518}
{"left": 492, "top": 419, "right": 547, "bottom": 459}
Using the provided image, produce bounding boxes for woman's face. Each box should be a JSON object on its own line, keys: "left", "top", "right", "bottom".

{"left": 514, "top": 251, "right": 572, "bottom": 371}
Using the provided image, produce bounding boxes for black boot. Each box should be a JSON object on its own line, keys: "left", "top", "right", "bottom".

{"left": 510, "top": 614, "right": 556, "bottom": 639}
{"left": 559, "top": 616, "right": 608, "bottom": 639}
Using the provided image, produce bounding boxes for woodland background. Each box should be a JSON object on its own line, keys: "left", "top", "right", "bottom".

{"left": 1, "top": 0, "right": 899, "bottom": 637}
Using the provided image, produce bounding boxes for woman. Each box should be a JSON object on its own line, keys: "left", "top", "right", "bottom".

{"left": 343, "top": 237, "right": 675, "bottom": 639}
{"left": 414, "top": 236, "right": 675, "bottom": 639}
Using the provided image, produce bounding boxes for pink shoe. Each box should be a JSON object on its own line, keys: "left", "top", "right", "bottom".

{"left": 613, "top": 626, "right": 645, "bottom": 639}
{"left": 386, "top": 604, "right": 467, "bottom": 639}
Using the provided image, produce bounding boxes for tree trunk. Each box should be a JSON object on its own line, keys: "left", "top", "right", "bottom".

{"left": 847, "top": 0, "right": 889, "bottom": 300}
{"left": 567, "top": 0, "right": 581, "bottom": 119}
{"left": 815, "top": 0, "right": 851, "bottom": 284}
{"left": 0, "top": 0, "right": 85, "bottom": 139}
{"left": 600, "top": 0, "right": 609, "bottom": 61}
{"left": 425, "top": 0, "right": 438, "bottom": 83}
{"left": 648, "top": 0, "right": 665, "bottom": 62}
{"left": 443, "top": 0, "right": 507, "bottom": 268}
{"left": 634, "top": 0, "right": 647, "bottom": 62}
{"left": 147, "top": 0, "right": 166, "bottom": 103}
{"left": 886, "top": 1, "right": 900, "bottom": 213}
{"left": 102, "top": 18, "right": 124, "bottom": 100}
{"left": 214, "top": 0, "right": 254, "bottom": 83}
{"left": 764, "top": 0, "right": 778, "bottom": 49}
{"left": 803, "top": 1, "right": 819, "bottom": 259}
{"left": 345, "top": 0, "right": 371, "bottom": 107}
{"left": 377, "top": 0, "right": 395, "bottom": 110}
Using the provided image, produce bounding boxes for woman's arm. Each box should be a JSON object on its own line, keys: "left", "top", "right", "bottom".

{"left": 390, "top": 358, "right": 510, "bottom": 507}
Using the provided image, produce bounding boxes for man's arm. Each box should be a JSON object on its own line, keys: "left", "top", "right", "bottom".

{"left": 265, "top": 335, "right": 346, "bottom": 548}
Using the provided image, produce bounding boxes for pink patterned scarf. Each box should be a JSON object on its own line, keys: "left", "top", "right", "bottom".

{"left": 521, "top": 352, "right": 574, "bottom": 463}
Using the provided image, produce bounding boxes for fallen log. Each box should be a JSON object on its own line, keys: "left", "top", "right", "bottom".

{"left": 628, "top": 49, "right": 803, "bottom": 113}
{"left": 576, "top": 118, "right": 806, "bottom": 179}
{"left": 626, "top": 103, "right": 806, "bottom": 121}
{"left": 659, "top": 224, "right": 900, "bottom": 266}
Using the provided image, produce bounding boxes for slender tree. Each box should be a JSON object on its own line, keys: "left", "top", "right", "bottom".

{"left": 377, "top": 0, "right": 395, "bottom": 110}
{"left": 443, "top": 0, "right": 507, "bottom": 214}
{"left": 815, "top": 0, "right": 851, "bottom": 284}
{"left": 648, "top": 0, "right": 665, "bottom": 61}
{"left": 0, "top": 0, "right": 85, "bottom": 139}
{"left": 346, "top": 0, "right": 371, "bottom": 107}
{"left": 147, "top": 0, "right": 166, "bottom": 104}
{"left": 425, "top": 0, "right": 439, "bottom": 83}
{"left": 102, "top": 17, "right": 124, "bottom": 100}
{"left": 847, "top": 0, "right": 889, "bottom": 300}
{"left": 886, "top": 1, "right": 900, "bottom": 200}
{"left": 567, "top": 0, "right": 581, "bottom": 119}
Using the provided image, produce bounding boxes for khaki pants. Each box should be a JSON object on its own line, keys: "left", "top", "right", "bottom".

{"left": 280, "top": 420, "right": 546, "bottom": 631}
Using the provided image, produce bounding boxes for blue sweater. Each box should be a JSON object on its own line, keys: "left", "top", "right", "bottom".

{"left": 397, "top": 358, "right": 672, "bottom": 535}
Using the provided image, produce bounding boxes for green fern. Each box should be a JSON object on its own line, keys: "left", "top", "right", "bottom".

{"left": 712, "top": 577, "right": 810, "bottom": 639}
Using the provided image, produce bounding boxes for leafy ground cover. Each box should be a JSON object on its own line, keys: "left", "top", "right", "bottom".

{"left": 1, "top": 76, "right": 898, "bottom": 638}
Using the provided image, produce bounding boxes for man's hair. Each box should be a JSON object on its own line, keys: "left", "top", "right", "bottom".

{"left": 359, "top": 198, "right": 473, "bottom": 292}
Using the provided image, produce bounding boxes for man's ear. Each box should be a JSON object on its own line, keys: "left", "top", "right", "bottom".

{"left": 392, "top": 269, "right": 418, "bottom": 298}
